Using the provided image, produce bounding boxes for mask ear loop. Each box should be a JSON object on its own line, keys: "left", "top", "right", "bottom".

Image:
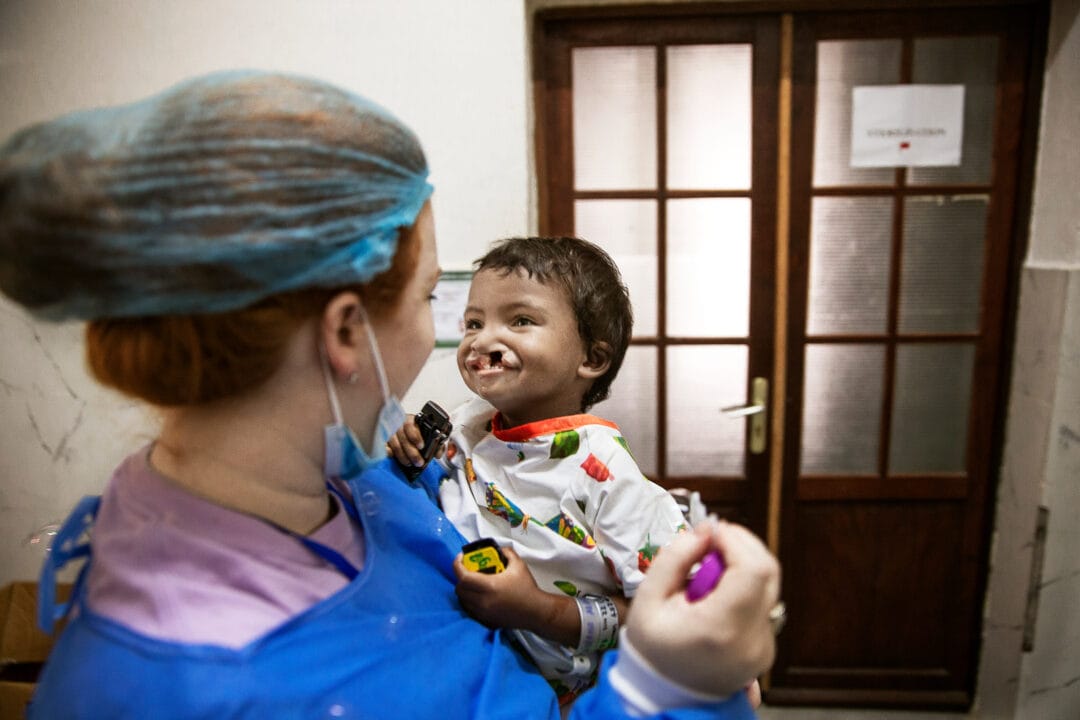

{"left": 355, "top": 301, "right": 394, "bottom": 404}
{"left": 319, "top": 344, "right": 346, "bottom": 427}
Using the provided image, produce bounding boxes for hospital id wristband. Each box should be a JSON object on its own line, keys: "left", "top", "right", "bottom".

{"left": 575, "top": 594, "right": 619, "bottom": 654}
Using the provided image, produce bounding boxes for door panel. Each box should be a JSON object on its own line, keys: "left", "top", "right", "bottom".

{"left": 776, "top": 4, "right": 1038, "bottom": 707}
{"left": 571, "top": 46, "right": 657, "bottom": 190}
{"left": 666, "top": 44, "right": 754, "bottom": 190}
{"left": 666, "top": 197, "right": 752, "bottom": 337}
{"left": 533, "top": 1, "right": 1040, "bottom": 708}
{"left": 667, "top": 344, "right": 750, "bottom": 475}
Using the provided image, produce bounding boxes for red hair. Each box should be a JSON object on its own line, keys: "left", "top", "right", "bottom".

{"left": 85, "top": 225, "right": 421, "bottom": 407}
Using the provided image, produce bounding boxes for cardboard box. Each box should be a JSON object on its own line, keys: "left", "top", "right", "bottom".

{"left": 0, "top": 583, "right": 71, "bottom": 720}
{"left": 0, "top": 682, "right": 34, "bottom": 720}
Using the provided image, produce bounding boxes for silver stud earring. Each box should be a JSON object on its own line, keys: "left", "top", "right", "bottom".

{"left": 347, "top": 372, "right": 359, "bottom": 385}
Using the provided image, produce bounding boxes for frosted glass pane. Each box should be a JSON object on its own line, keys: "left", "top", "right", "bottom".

{"left": 899, "top": 196, "right": 988, "bottom": 333}
{"left": 807, "top": 197, "right": 893, "bottom": 335}
{"left": 909, "top": 37, "right": 998, "bottom": 185}
{"left": 801, "top": 344, "right": 884, "bottom": 474}
{"left": 594, "top": 346, "right": 658, "bottom": 475}
{"left": 666, "top": 198, "right": 750, "bottom": 337}
{"left": 667, "top": 346, "right": 747, "bottom": 476}
{"left": 889, "top": 344, "right": 974, "bottom": 473}
{"left": 573, "top": 47, "right": 657, "bottom": 190}
{"left": 667, "top": 44, "right": 752, "bottom": 190}
{"left": 814, "top": 40, "right": 901, "bottom": 187}
{"left": 575, "top": 200, "right": 659, "bottom": 337}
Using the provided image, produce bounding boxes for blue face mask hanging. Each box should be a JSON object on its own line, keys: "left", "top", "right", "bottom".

{"left": 321, "top": 303, "right": 407, "bottom": 482}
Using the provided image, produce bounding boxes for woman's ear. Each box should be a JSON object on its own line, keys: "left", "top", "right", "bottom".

{"left": 320, "top": 291, "right": 366, "bottom": 379}
{"left": 578, "top": 340, "right": 613, "bottom": 380}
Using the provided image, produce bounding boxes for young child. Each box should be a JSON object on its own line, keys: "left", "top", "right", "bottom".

{"left": 390, "top": 236, "right": 689, "bottom": 703}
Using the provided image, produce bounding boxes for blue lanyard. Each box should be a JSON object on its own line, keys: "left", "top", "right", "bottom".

{"left": 277, "top": 482, "right": 362, "bottom": 581}
{"left": 327, "top": 481, "right": 360, "bottom": 523}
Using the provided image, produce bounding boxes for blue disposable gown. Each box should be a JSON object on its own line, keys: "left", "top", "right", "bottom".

{"left": 28, "top": 460, "right": 755, "bottom": 720}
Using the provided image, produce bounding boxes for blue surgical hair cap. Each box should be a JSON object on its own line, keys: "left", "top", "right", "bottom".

{"left": 0, "top": 70, "right": 433, "bottom": 320}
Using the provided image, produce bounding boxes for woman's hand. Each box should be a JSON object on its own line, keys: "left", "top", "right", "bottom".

{"left": 623, "top": 520, "right": 780, "bottom": 698}
{"left": 746, "top": 679, "right": 762, "bottom": 708}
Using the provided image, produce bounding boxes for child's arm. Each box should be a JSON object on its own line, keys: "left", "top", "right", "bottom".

{"left": 454, "top": 545, "right": 629, "bottom": 649}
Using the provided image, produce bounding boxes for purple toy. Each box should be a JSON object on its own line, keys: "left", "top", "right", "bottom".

{"left": 685, "top": 551, "right": 726, "bottom": 602}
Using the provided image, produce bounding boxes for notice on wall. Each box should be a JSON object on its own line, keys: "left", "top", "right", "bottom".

{"left": 850, "top": 84, "right": 965, "bottom": 168}
{"left": 433, "top": 271, "right": 472, "bottom": 347}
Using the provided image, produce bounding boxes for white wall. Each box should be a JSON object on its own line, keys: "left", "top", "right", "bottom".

{"left": 1012, "top": 1, "right": 1080, "bottom": 717}
{"left": 1025, "top": 0, "right": 1080, "bottom": 270}
{"left": 0, "top": 0, "right": 526, "bottom": 583}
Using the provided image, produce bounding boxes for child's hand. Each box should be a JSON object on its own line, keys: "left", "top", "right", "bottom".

{"left": 386, "top": 415, "right": 429, "bottom": 468}
{"left": 453, "top": 545, "right": 551, "bottom": 631}
{"left": 455, "top": 546, "right": 629, "bottom": 649}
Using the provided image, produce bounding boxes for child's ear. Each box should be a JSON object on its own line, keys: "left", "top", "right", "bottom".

{"left": 579, "top": 341, "right": 613, "bottom": 380}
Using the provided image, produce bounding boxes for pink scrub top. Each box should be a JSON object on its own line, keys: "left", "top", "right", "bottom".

{"left": 85, "top": 446, "right": 365, "bottom": 648}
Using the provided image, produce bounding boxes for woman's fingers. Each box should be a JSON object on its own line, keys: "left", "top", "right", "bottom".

{"left": 624, "top": 520, "right": 781, "bottom": 697}
{"left": 632, "top": 524, "right": 712, "bottom": 602}
{"left": 711, "top": 521, "right": 782, "bottom": 611}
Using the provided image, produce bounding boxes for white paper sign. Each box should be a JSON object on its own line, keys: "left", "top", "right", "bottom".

{"left": 433, "top": 271, "right": 472, "bottom": 346}
{"left": 850, "top": 84, "right": 965, "bottom": 168}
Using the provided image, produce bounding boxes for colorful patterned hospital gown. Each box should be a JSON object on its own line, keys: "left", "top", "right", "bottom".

{"left": 439, "top": 398, "right": 688, "bottom": 701}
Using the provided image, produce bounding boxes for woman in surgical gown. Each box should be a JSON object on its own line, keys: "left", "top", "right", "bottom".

{"left": 0, "top": 70, "right": 781, "bottom": 719}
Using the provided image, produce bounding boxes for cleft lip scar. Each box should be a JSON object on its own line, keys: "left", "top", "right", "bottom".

{"left": 469, "top": 350, "right": 512, "bottom": 373}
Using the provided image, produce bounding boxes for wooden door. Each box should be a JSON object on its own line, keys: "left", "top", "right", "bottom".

{"left": 534, "top": 11, "right": 780, "bottom": 535}
{"left": 773, "top": 4, "right": 1042, "bottom": 707}
{"left": 533, "top": 1, "right": 1042, "bottom": 709}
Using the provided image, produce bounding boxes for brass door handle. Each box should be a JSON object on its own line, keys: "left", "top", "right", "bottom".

{"left": 721, "top": 377, "right": 768, "bottom": 454}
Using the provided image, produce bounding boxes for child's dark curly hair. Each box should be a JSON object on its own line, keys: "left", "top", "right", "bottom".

{"left": 474, "top": 236, "right": 633, "bottom": 411}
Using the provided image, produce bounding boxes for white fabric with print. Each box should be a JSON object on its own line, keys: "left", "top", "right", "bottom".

{"left": 439, "top": 397, "right": 688, "bottom": 693}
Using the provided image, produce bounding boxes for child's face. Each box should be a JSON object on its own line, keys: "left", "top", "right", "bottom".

{"left": 458, "top": 268, "right": 593, "bottom": 427}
